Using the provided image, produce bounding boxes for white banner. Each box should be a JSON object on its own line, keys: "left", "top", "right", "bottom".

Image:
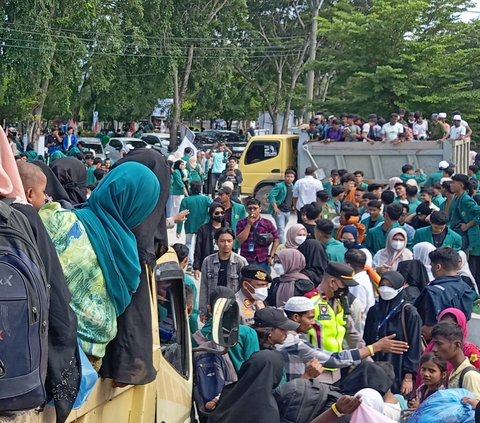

{"left": 178, "top": 125, "right": 197, "bottom": 156}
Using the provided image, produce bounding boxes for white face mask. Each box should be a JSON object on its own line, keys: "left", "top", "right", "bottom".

{"left": 248, "top": 283, "right": 268, "bottom": 302}
{"left": 295, "top": 235, "right": 307, "bottom": 245}
{"left": 274, "top": 263, "right": 285, "bottom": 276}
{"left": 379, "top": 286, "right": 403, "bottom": 301}
{"left": 391, "top": 240, "right": 405, "bottom": 251}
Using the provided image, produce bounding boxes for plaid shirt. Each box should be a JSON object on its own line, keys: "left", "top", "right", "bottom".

{"left": 276, "top": 332, "right": 361, "bottom": 381}
{"left": 236, "top": 216, "right": 279, "bottom": 263}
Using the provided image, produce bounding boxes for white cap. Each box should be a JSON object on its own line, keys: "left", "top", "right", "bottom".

{"left": 328, "top": 115, "right": 335, "bottom": 120}
{"left": 285, "top": 297, "right": 315, "bottom": 313}
{"left": 453, "top": 115, "right": 462, "bottom": 121}
{"left": 438, "top": 112, "right": 447, "bottom": 118}
{"left": 222, "top": 181, "right": 234, "bottom": 190}
{"left": 314, "top": 115, "right": 322, "bottom": 119}
{"left": 438, "top": 160, "right": 450, "bottom": 170}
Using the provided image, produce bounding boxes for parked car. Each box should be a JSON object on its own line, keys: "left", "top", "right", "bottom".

{"left": 104, "top": 137, "right": 151, "bottom": 162}
{"left": 78, "top": 137, "right": 106, "bottom": 160}
{"left": 193, "top": 130, "right": 246, "bottom": 158}
{"left": 140, "top": 133, "right": 169, "bottom": 156}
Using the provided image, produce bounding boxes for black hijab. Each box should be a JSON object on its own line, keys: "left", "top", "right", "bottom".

{"left": 50, "top": 157, "right": 87, "bottom": 205}
{"left": 297, "top": 239, "right": 328, "bottom": 286}
{"left": 99, "top": 149, "right": 170, "bottom": 386}
{"left": 340, "top": 361, "right": 393, "bottom": 396}
{"left": 379, "top": 270, "right": 407, "bottom": 316}
{"left": 397, "top": 259, "right": 429, "bottom": 301}
{"left": 209, "top": 350, "right": 284, "bottom": 423}
{"left": 31, "top": 160, "right": 73, "bottom": 209}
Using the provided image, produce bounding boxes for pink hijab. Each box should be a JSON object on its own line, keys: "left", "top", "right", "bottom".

{"left": 415, "top": 308, "right": 469, "bottom": 390}
{"left": 274, "top": 249, "right": 307, "bottom": 307}
{"left": 285, "top": 224, "right": 306, "bottom": 249}
{"left": 0, "top": 127, "right": 27, "bottom": 202}
{"left": 188, "top": 156, "right": 197, "bottom": 171}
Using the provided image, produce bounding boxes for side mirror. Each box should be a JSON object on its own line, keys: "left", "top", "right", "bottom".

{"left": 211, "top": 298, "right": 239, "bottom": 348}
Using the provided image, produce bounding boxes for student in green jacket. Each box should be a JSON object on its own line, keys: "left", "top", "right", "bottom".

{"left": 322, "top": 169, "right": 341, "bottom": 196}
{"left": 218, "top": 186, "right": 247, "bottom": 250}
{"left": 87, "top": 157, "right": 103, "bottom": 185}
{"left": 191, "top": 286, "right": 259, "bottom": 372}
{"left": 431, "top": 182, "right": 446, "bottom": 208}
{"left": 315, "top": 219, "right": 345, "bottom": 262}
{"left": 406, "top": 185, "right": 421, "bottom": 214}
{"left": 171, "top": 160, "right": 189, "bottom": 216}
{"left": 364, "top": 203, "right": 403, "bottom": 254}
{"left": 354, "top": 170, "right": 369, "bottom": 189}
{"left": 399, "top": 164, "right": 427, "bottom": 185}
{"left": 325, "top": 185, "right": 345, "bottom": 219}
{"left": 268, "top": 170, "right": 296, "bottom": 245}
{"left": 413, "top": 211, "right": 462, "bottom": 251}
{"left": 361, "top": 199, "right": 384, "bottom": 238}
{"left": 424, "top": 160, "right": 451, "bottom": 188}
{"left": 177, "top": 181, "right": 212, "bottom": 266}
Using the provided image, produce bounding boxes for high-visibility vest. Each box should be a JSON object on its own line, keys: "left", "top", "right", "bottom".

{"left": 305, "top": 289, "right": 346, "bottom": 371}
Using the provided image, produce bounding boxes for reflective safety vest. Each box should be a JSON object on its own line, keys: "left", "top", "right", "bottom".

{"left": 305, "top": 289, "right": 346, "bottom": 371}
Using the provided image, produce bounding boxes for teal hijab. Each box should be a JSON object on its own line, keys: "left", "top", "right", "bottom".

{"left": 67, "top": 146, "right": 81, "bottom": 157}
{"left": 49, "top": 150, "right": 66, "bottom": 164}
{"left": 72, "top": 162, "right": 160, "bottom": 315}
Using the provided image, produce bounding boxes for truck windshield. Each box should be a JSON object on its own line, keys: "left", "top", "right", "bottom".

{"left": 245, "top": 141, "right": 280, "bottom": 165}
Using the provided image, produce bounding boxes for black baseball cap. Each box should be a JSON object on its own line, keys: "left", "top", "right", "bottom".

{"left": 325, "top": 262, "right": 358, "bottom": 286}
{"left": 330, "top": 169, "right": 339, "bottom": 176}
{"left": 416, "top": 202, "right": 432, "bottom": 216}
{"left": 241, "top": 265, "right": 272, "bottom": 283}
{"left": 254, "top": 307, "right": 300, "bottom": 330}
{"left": 218, "top": 186, "right": 232, "bottom": 195}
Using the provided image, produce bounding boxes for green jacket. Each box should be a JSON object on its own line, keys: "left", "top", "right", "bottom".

{"left": 413, "top": 226, "right": 462, "bottom": 251}
{"left": 171, "top": 169, "right": 186, "bottom": 195}
{"left": 87, "top": 166, "right": 97, "bottom": 185}
{"left": 364, "top": 222, "right": 400, "bottom": 254}
{"left": 188, "top": 164, "right": 204, "bottom": 183}
{"left": 424, "top": 170, "right": 443, "bottom": 188}
{"left": 432, "top": 194, "right": 446, "bottom": 208}
{"left": 449, "top": 191, "right": 480, "bottom": 254}
{"left": 191, "top": 320, "right": 259, "bottom": 372}
{"left": 268, "top": 181, "right": 295, "bottom": 214}
{"left": 324, "top": 238, "right": 345, "bottom": 262}
{"left": 408, "top": 199, "right": 421, "bottom": 214}
{"left": 361, "top": 215, "right": 384, "bottom": 241}
{"left": 399, "top": 172, "right": 427, "bottom": 184}
{"left": 323, "top": 181, "right": 340, "bottom": 196}
{"left": 184, "top": 274, "right": 199, "bottom": 332}
{"left": 230, "top": 201, "right": 248, "bottom": 249}
{"left": 177, "top": 194, "right": 212, "bottom": 234}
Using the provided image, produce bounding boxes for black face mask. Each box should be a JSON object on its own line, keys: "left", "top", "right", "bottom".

{"left": 342, "top": 240, "right": 355, "bottom": 249}
{"left": 332, "top": 283, "right": 348, "bottom": 299}
{"left": 212, "top": 215, "right": 224, "bottom": 222}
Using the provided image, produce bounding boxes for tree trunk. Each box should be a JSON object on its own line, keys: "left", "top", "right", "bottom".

{"left": 281, "top": 99, "right": 292, "bottom": 134}
{"left": 29, "top": 76, "right": 51, "bottom": 151}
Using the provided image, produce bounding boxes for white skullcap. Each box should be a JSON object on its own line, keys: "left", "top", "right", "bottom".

{"left": 438, "top": 112, "right": 447, "bottom": 118}
{"left": 453, "top": 115, "right": 462, "bottom": 121}
{"left": 438, "top": 160, "right": 449, "bottom": 170}
{"left": 284, "top": 297, "right": 315, "bottom": 313}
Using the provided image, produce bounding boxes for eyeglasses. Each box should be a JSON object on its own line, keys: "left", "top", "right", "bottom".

{"left": 213, "top": 211, "right": 225, "bottom": 216}
{"left": 247, "top": 207, "right": 259, "bottom": 211}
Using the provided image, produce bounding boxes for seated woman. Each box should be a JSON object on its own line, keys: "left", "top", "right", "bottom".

{"left": 267, "top": 249, "right": 314, "bottom": 307}
{"left": 340, "top": 224, "right": 373, "bottom": 267}
{"left": 373, "top": 228, "right": 413, "bottom": 275}
{"left": 276, "top": 223, "right": 308, "bottom": 251}
{"left": 364, "top": 271, "right": 423, "bottom": 397}
{"left": 40, "top": 162, "right": 160, "bottom": 369}
{"left": 415, "top": 308, "right": 480, "bottom": 391}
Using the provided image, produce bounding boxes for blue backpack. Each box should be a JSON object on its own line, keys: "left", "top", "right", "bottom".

{"left": 0, "top": 200, "right": 49, "bottom": 412}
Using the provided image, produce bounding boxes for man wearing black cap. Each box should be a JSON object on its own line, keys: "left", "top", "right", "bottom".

{"left": 323, "top": 169, "right": 340, "bottom": 196}
{"left": 235, "top": 265, "right": 271, "bottom": 326}
{"left": 407, "top": 201, "right": 432, "bottom": 230}
{"left": 304, "top": 261, "right": 365, "bottom": 383}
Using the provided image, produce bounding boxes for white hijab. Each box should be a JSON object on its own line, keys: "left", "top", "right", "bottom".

{"left": 459, "top": 250, "right": 478, "bottom": 294}
{"left": 413, "top": 242, "right": 436, "bottom": 281}
{"left": 355, "top": 388, "right": 385, "bottom": 414}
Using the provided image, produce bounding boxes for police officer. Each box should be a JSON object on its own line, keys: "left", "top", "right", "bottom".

{"left": 235, "top": 265, "right": 270, "bottom": 326}
{"left": 305, "top": 261, "right": 365, "bottom": 384}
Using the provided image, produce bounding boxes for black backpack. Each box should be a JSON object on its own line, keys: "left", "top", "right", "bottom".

{"left": 0, "top": 200, "right": 49, "bottom": 412}
{"left": 459, "top": 366, "right": 480, "bottom": 389}
{"left": 274, "top": 378, "right": 343, "bottom": 423}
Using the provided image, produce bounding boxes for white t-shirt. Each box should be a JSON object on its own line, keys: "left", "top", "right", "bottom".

{"left": 461, "top": 119, "right": 469, "bottom": 128}
{"left": 412, "top": 121, "right": 428, "bottom": 139}
{"left": 449, "top": 125, "right": 466, "bottom": 140}
{"left": 381, "top": 123, "right": 404, "bottom": 142}
{"left": 350, "top": 270, "right": 375, "bottom": 327}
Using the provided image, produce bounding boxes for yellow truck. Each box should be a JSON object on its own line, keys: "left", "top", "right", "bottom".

{"left": 11, "top": 248, "right": 237, "bottom": 423}
{"left": 238, "top": 130, "right": 470, "bottom": 209}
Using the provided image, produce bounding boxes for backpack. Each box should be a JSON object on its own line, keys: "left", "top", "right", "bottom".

{"left": 274, "top": 378, "right": 343, "bottom": 423}
{"left": 0, "top": 200, "right": 49, "bottom": 412}
{"left": 459, "top": 366, "right": 480, "bottom": 389}
{"left": 192, "top": 331, "right": 237, "bottom": 416}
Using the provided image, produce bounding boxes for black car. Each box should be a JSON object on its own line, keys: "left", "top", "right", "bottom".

{"left": 193, "top": 130, "right": 247, "bottom": 158}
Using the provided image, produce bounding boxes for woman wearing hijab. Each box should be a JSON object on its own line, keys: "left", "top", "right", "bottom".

{"left": 50, "top": 156, "right": 88, "bottom": 205}
{"left": 209, "top": 350, "right": 285, "bottom": 423}
{"left": 414, "top": 308, "right": 480, "bottom": 391}
{"left": 49, "top": 150, "right": 66, "bottom": 164}
{"left": 297, "top": 238, "right": 329, "bottom": 287}
{"left": 277, "top": 223, "right": 308, "bottom": 251}
{"left": 459, "top": 250, "right": 479, "bottom": 293}
{"left": 171, "top": 160, "right": 188, "bottom": 216}
{"left": 364, "top": 271, "right": 422, "bottom": 397}
{"left": 267, "top": 249, "right": 314, "bottom": 307}
{"left": 67, "top": 145, "right": 81, "bottom": 157}
{"left": 372, "top": 227, "right": 413, "bottom": 275}
{"left": 188, "top": 156, "right": 203, "bottom": 183}
{"left": 412, "top": 242, "right": 436, "bottom": 281}
{"left": 397, "top": 259, "right": 430, "bottom": 301}
{"left": 24, "top": 142, "right": 39, "bottom": 162}
{"left": 340, "top": 224, "right": 373, "bottom": 266}
{"left": 40, "top": 162, "right": 160, "bottom": 371}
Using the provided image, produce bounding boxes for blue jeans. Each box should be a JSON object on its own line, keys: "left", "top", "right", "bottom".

{"left": 273, "top": 211, "right": 290, "bottom": 245}
{"left": 185, "top": 233, "right": 195, "bottom": 265}
{"left": 247, "top": 260, "right": 271, "bottom": 275}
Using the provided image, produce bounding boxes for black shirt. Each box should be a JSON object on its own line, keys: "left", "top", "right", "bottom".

{"left": 306, "top": 129, "right": 321, "bottom": 140}
{"left": 368, "top": 218, "right": 379, "bottom": 230}
{"left": 218, "top": 258, "right": 230, "bottom": 287}
{"left": 279, "top": 184, "right": 293, "bottom": 212}
{"left": 432, "top": 228, "right": 447, "bottom": 248}
{"left": 303, "top": 222, "right": 316, "bottom": 239}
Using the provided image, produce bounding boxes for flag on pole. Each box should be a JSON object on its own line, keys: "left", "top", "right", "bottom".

{"left": 178, "top": 124, "right": 197, "bottom": 156}
{"left": 92, "top": 111, "right": 99, "bottom": 132}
